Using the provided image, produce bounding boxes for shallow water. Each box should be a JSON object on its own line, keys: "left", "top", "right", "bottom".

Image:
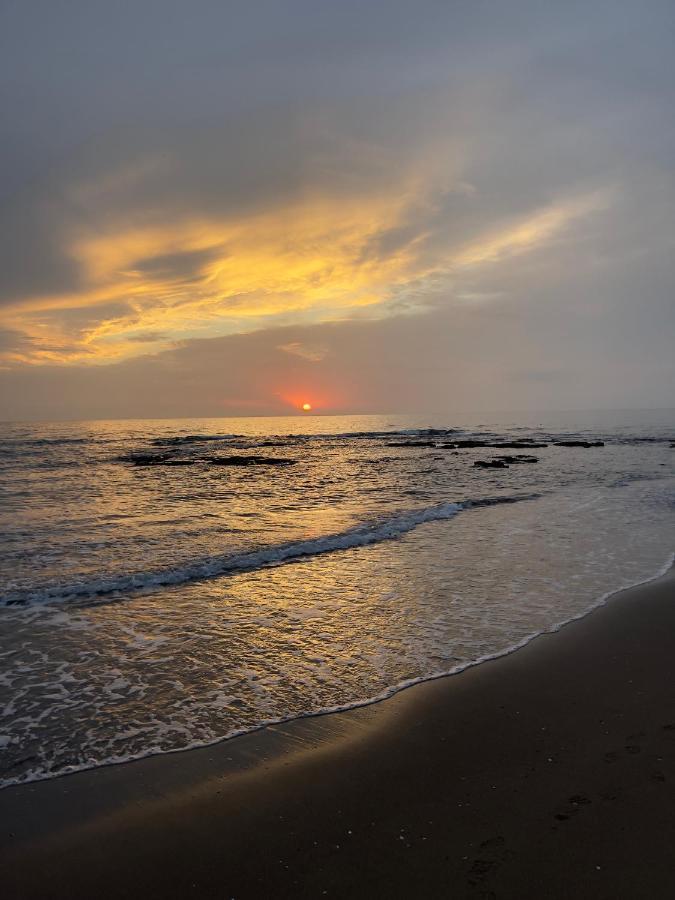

{"left": 1, "top": 410, "right": 674, "bottom": 785}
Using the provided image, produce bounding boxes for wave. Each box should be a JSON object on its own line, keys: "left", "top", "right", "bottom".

{"left": 0, "top": 436, "right": 107, "bottom": 447}
{"left": 150, "top": 434, "right": 246, "bottom": 446}
{"left": 0, "top": 493, "right": 538, "bottom": 609}
{"left": 2, "top": 548, "right": 672, "bottom": 791}
{"left": 148, "top": 427, "right": 463, "bottom": 445}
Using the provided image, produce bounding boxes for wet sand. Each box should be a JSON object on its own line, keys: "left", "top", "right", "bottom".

{"left": 2, "top": 567, "right": 675, "bottom": 899}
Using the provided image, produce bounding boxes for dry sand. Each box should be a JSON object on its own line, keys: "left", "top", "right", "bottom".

{"left": 2, "top": 567, "right": 675, "bottom": 898}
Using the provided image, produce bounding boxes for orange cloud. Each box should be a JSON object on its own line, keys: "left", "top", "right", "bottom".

{"left": 0, "top": 181, "right": 609, "bottom": 367}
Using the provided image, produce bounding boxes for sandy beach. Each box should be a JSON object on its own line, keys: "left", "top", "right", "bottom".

{"left": 2, "top": 567, "right": 675, "bottom": 899}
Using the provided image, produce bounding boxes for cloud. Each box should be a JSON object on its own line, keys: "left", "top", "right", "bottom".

{"left": 2, "top": 267, "right": 673, "bottom": 421}
{"left": 0, "top": 163, "right": 608, "bottom": 367}
{"left": 0, "top": 0, "right": 674, "bottom": 413}
{"left": 278, "top": 342, "right": 329, "bottom": 362}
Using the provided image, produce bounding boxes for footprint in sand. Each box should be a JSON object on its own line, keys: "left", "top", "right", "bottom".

{"left": 554, "top": 794, "right": 591, "bottom": 822}
{"left": 467, "top": 836, "right": 508, "bottom": 888}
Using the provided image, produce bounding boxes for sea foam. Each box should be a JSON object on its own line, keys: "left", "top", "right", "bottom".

{"left": 0, "top": 494, "right": 536, "bottom": 608}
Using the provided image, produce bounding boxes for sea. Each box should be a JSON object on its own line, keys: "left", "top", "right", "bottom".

{"left": 1, "top": 410, "right": 674, "bottom": 788}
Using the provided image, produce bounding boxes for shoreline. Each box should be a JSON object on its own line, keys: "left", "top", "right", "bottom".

{"left": 2, "top": 550, "right": 672, "bottom": 793}
{"left": 3, "top": 563, "right": 675, "bottom": 897}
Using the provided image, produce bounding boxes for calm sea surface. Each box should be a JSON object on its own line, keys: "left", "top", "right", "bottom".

{"left": 1, "top": 411, "right": 674, "bottom": 786}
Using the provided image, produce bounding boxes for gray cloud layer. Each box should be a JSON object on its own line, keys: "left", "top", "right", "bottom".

{"left": 1, "top": 0, "right": 674, "bottom": 417}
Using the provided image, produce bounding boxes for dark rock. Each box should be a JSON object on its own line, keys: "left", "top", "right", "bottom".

{"left": 150, "top": 435, "right": 225, "bottom": 446}
{"left": 553, "top": 440, "right": 604, "bottom": 448}
{"left": 208, "top": 456, "right": 296, "bottom": 467}
{"left": 489, "top": 441, "right": 548, "bottom": 449}
{"left": 122, "top": 453, "right": 296, "bottom": 467}
{"left": 451, "top": 439, "right": 489, "bottom": 448}
{"left": 392, "top": 438, "right": 548, "bottom": 450}
{"left": 124, "top": 454, "right": 195, "bottom": 466}
{"left": 474, "top": 459, "right": 509, "bottom": 469}
{"left": 444, "top": 440, "right": 548, "bottom": 450}
{"left": 387, "top": 440, "right": 439, "bottom": 448}
{"left": 442, "top": 440, "right": 488, "bottom": 448}
{"left": 151, "top": 459, "right": 196, "bottom": 466}
{"left": 495, "top": 455, "right": 539, "bottom": 464}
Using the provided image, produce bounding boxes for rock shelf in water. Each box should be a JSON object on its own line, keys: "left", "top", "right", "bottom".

{"left": 553, "top": 440, "right": 605, "bottom": 448}
{"left": 123, "top": 454, "right": 295, "bottom": 467}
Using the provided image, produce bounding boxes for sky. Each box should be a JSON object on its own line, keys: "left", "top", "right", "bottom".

{"left": 1, "top": 0, "right": 674, "bottom": 419}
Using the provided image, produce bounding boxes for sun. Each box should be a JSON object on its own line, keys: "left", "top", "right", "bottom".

{"left": 302, "top": 402, "right": 312, "bottom": 411}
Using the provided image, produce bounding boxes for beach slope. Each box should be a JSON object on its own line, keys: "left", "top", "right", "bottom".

{"left": 2, "top": 568, "right": 675, "bottom": 898}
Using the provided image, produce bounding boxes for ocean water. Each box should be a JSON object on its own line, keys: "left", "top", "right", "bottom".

{"left": 0, "top": 410, "right": 674, "bottom": 787}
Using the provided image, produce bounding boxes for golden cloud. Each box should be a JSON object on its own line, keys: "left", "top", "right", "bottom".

{"left": 0, "top": 183, "right": 609, "bottom": 366}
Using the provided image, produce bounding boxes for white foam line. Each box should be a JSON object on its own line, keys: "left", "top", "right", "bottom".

{"left": 0, "top": 495, "right": 535, "bottom": 608}
{"left": 2, "top": 550, "right": 673, "bottom": 791}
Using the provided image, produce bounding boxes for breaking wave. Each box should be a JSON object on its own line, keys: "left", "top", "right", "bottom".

{"left": 0, "top": 493, "right": 538, "bottom": 608}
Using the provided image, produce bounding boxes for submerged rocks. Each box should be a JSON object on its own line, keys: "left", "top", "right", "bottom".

{"left": 122, "top": 453, "right": 295, "bottom": 467}
{"left": 473, "top": 454, "right": 539, "bottom": 469}
{"left": 207, "top": 455, "right": 296, "bottom": 467}
{"left": 150, "top": 435, "right": 220, "bottom": 446}
{"left": 387, "top": 440, "right": 439, "bottom": 448}
{"left": 124, "top": 454, "right": 196, "bottom": 466}
{"left": 553, "top": 440, "right": 604, "bottom": 448}
{"left": 442, "top": 440, "right": 489, "bottom": 449}
{"left": 446, "top": 440, "right": 548, "bottom": 450}
{"left": 474, "top": 459, "right": 509, "bottom": 469}
{"left": 490, "top": 441, "right": 548, "bottom": 449}
{"left": 388, "top": 438, "right": 548, "bottom": 450}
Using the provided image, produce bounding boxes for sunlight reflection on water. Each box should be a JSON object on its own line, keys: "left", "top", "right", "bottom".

{"left": 0, "top": 412, "right": 673, "bottom": 785}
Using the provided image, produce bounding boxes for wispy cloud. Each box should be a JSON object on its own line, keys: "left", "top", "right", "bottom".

{"left": 0, "top": 169, "right": 607, "bottom": 367}
{"left": 277, "top": 341, "right": 329, "bottom": 362}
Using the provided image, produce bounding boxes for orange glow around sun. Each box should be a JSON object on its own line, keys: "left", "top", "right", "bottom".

{"left": 276, "top": 386, "right": 347, "bottom": 413}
